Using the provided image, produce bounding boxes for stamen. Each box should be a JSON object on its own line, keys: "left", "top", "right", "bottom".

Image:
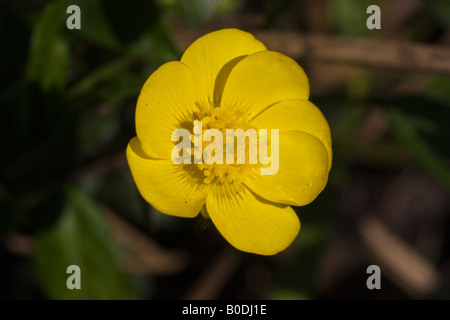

{"left": 193, "top": 107, "right": 261, "bottom": 184}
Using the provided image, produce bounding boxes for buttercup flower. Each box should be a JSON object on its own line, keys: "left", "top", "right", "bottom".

{"left": 127, "top": 29, "right": 332, "bottom": 255}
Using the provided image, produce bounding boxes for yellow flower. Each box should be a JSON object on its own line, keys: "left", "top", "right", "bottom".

{"left": 127, "top": 29, "right": 332, "bottom": 255}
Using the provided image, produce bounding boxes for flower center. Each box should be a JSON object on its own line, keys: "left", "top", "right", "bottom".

{"left": 193, "top": 107, "right": 261, "bottom": 185}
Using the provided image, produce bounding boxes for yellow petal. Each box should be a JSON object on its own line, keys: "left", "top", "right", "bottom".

{"left": 206, "top": 184, "right": 300, "bottom": 255}
{"left": 244, "top": 131, "right": 329, "bottom": 207}
{"left": 127, "top": 137, "right": 208, "bottom": 218}
{"left": 220, "top": 51, "right": 309, "bottom": 119}
{"left": 251, "top": 99, "right": 332, "bottom": 170}
{"left": 136, "top": 61, "right": 199, "bottom": 159}
{"left": 180, "top": 28, "right": 267, "bottom": 108}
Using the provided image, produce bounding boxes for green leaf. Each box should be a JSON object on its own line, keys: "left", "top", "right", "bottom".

{"left": 74, "top": 0, "right": 120, "bottom": 49}
{"left": 270, "top": 288, "right": 309, "bottom": 300}
{"left": 427, "top": 0, "right": 450, "bottom": 28}
{"left": 67, "top": 58, "right": 132, "bottom": 100}
{"left": 27, "top": 1, "right": 69, "bottom": 90}
{"left": 330, "top": 0, "right": 383, "bottom": 36}
{"left": 216, "top": 0, "right": 241, "bottom": 15}
{"left": 99, "top": 73, "right": 147, "bottom": 101}
{"left": 35, "top": 186, "right": 140, "bottom": 299}
{"left": 177, "top": 0, "right": 222, "bottom": 28}
{"left": 388, "top": 109, "right": 450, "bottom": 190}
{"left": 427, "top": 75, "right": 450, "bottom": 104}
{"left": 390, "top": 94, "right": 450, "bottom": 159}
{"left": 127, "top": 21, "right": 179, "bottom": 63}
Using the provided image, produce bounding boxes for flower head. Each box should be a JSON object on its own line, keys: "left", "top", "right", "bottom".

{"left": 127, "top": 29, "right": 332, "bottom": 255}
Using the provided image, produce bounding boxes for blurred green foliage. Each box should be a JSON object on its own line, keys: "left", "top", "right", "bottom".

{"left": 331, "top": 0, "right": 382, "bottom": 36}
{"left": 428, "top": 0, "right": 450, "bottom": 29}
{"left": 35, "top": 186, "right": 139, "bottom": 299}
{"left": 27, "top": 1, "right": 70, "bottom": 90}
{"left": 1, "top": 0, "right": 450, "bottom": 300}
{"left": 1, "top": 0, "right": 180, "bottom": 299}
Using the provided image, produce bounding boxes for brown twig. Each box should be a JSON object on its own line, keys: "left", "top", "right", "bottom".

{"left": 20, "top": 146, "right": 128, "bottom": 198}
{"left": 183, "top": 247, "right": 242, "bottom": 300}
{"left": 3, "top": 233, "right": 34, "bottom": 256}
{"left": 3, "top": 206, "right": 189, "bottom": 276}
{"left": 358, "top": 216, "right": 440, "bottom": 298}
{"left": 68, "top": 150, "right": 127, "bottom": 182}
{"left": 102, "top": 204, "right": 189, "bottom": 276}
{"left": 174, "top": 28, "right": 450, "bottom": 75}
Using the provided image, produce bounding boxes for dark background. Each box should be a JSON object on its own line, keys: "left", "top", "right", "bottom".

{"left": 1, "top": 0, "right": 450, "bottom": 299}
